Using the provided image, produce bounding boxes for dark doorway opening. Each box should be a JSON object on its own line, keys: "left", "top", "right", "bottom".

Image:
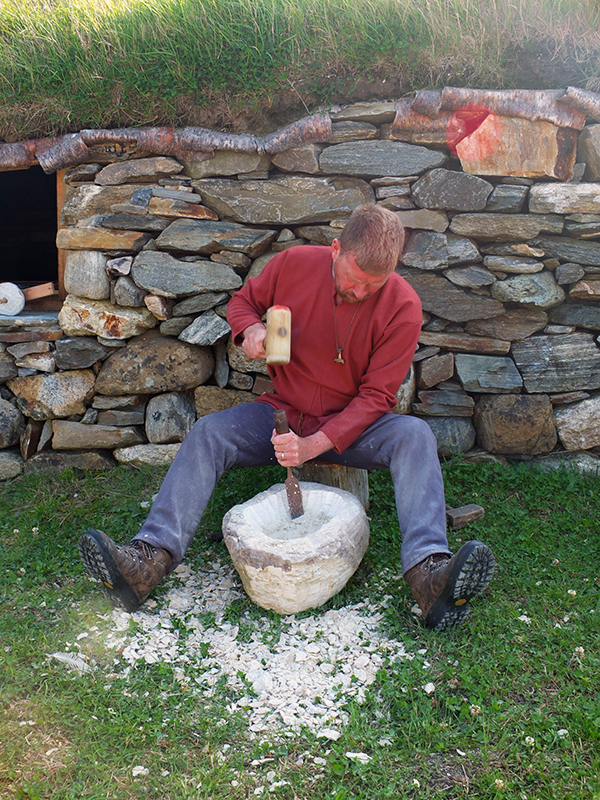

{"left": 0, "top": 166, "right": 57, "bottom": 286}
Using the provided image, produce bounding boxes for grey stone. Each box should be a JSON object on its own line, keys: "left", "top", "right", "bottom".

{"left": 474, "top": 394, "right": 557, "bottom": 455}
{"left": 484, "top": 184, "right": 528, "bottom": 213}
{"left": 395, "top": 209, "right": 448, "bottom": 232}
{"left": 101, "top": 212, "right": 170, "bottom": 232}
{"left": 0, "top": 398, "right": 24, "bottom": 448}
{"left": 412, "top": 389, "right": 475, "bottom": 417}
{"left": 554, "top": 396, "right": 600, "bottom": 450}
{"left": 545, "top": 324, "right": 575, "bottom": 334}
{"left": 106, "top": 256, "right": 133, "bottom": 277}
{"left": 96, "top": 409, "right": 145, "bottom": 426}
{"left": 455, "top": 354, "right": 523, "bottom": 393}
{"left": 0, "top": 353, "right": 18, "bottom": 385}
{"left": 14, "top": 353, "right": 56, "bottom": 373}
{"left": 319, "top": 141, "right": 447, "bottom": 177}
{"left": 534, "top": 236, "right": 600, "bottom": 266}
{"left": 450, "top": 213, "right": 563, "bottom": 241}
{"left": 481, "top": 242, "right": 545, "bottom": 258}
{"left": 60, "top": 183, "right": 151, "bottom": 226}
{"left": 145, "top": 392, "right": 196, "bottom": 444}
{"left": 95, "top": 156, "right": 183, "bottom": 186}
{"left": 465, "top": 308, "right": 548, "bottom": 341}
{"left": 23, "top": 450, "right": 116, "bottom": 474}
{"left": 194, "top": 385, "right": 253, "bottom": 417}
{"left": 95, "top": 331, "right": 215, "bottom": 395}
{"left": 398, "top": 268, "right": 504, "bottom": 322}
{"left": 443, "top": 266, "right": 496, "bottom": 288}
{"left": 114, "top": 276, "right": 149, "bottom": 307}
{"left": 92, "top": 394, "right": 149, "bottom": 410}
{"left": 193, "top": 176, "right": 373, "bottom": 225}
{"left": 59, "top": 295, "right": 157, "bottom": 339}
{"left": 577, "top": 124, "right": 600, "bottom": 180}
{"left": 400, "top": 231, "right": 447, "bottom": 270}
{"left": 152, "top": 186, "right": 202, "bottom": 202}
{"left": 183, "top": 152, "right": 271, "bottom": 178}
{"left": 375, "top": 185, "right": 411, "bottom": 199}
{"left": 160, "top": 316, "right": 195, "bottom": 337}
{"left": 226, "top": 338, "right": 269, "bottom": 376}
{"left": 0, "top": 451, "right": 23, "bottom": 479}
{"left": 490, "top": 271, "right": 565, "bottom": 308}
{"left": 114, "top": 443, "right": 181, "bottom": 467}
{"left": 132, "top": 251, "right": 241, "bottom": 298}
{"left": 228, "top": 371, "right": 254, "bottom": 391}
{"left": 155, "top": 218, "right": 277, "bottom": 257}
{"left": 483, "top": 256, "right": 544, "bottom": 274}
{"left": 172, "top": 292, "right": 230, "bottom": 316}
{"left": 245, "top": 252, "right": 279, "bottom": 282}
{"left": 64, "top": 250, "right": 110, "bottom": 300}
{"left": 271, "top": 145, "right": 323, "bottom": 174}
{"left": 7, "top": 342, "right": 51, "bottom": 358}
{"left": 529, "top": 183, "right": 600, "bottom": 214}
{"left": 424, "top": 417, "right": 476, "bottom": 456}
{"left": 530, "top": 451, "right": 600, "bottom": 476}
{"left": 446, "top": 234, "right": 481, "bottom": 265}
{"left": 295, "top": 226, "right": 338, "bottom": 246}
{"left": 213, "top": 337, "right": 229, "bottom": 388}
{"left": 178, "top": 310, "right": 231, "bottom": 346}
{"left": 210, "top": 251, "right": 251, "bottom": 268}
{"left": 81, "top": 408, "right": 99, "bottom": 424}
{"left": 512, "top": 333, "right": 600, "bottom": 392}
{"left": 325, "top": 121, "right": 379, "bottom": 143}
{"left": 411, "top": 168, "right": 493, "bottom": 211}
{"left": 51, "top": 420, "right": 145, "bottom": 450}
{"left": 547, "top": 303, "right": 600, "bottom": 330}
{"left": 330, "top": 102, "right": 397, "bottom": 126}
{"left": 418, "top": 330, "right": 510, "bottom": 355}
{"left": 271, "top": 238, "right": 307, "bottom": 252}
{"left": 417, "top": 353, "right": 454, "bottom": 389}
{"left": 7, "top": 370, "right": 96, "bottom": 420}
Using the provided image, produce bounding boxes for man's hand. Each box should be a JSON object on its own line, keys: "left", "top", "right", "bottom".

{"left": 242, "top": 322, "right": 267, "bottom": 360}
{"left": 271, "top": 429, "right": 335, "bottom": 468}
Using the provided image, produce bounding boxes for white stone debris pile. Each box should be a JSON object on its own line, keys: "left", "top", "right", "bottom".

{"left": 81, "top": 559, "right": 417, "bottom": 736}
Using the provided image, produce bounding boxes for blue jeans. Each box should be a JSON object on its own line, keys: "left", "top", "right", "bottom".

{"left": 134, "top": 402, "right": 450, "bottom": 574}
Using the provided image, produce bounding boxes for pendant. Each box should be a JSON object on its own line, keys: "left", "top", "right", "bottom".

{"left": 334, "top": 350, "right": 345, "bottom": 364}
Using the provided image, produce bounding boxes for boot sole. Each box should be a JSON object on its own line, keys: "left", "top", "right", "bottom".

{"left": 78, "top": 529, "right": 141, "bottom": 613}
{"left": 425, "top": 540, "right": 495, "bottom": 631}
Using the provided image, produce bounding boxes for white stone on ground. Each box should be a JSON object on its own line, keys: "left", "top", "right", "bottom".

{"left": 74, "top": 560, "right": 418, "bottom": 736}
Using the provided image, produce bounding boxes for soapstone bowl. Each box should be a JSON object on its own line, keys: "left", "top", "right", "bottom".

{"left": 222, "top": 481, "right": 370, "bottom": 614}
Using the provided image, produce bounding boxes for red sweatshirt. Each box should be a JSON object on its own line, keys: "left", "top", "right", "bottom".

{"left": 226, "top": 245, "right": 422, "bottom": 453}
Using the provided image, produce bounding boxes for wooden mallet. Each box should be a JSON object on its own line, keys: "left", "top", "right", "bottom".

{"left": 265, "top": 305, "right": 292, "bottom": 365}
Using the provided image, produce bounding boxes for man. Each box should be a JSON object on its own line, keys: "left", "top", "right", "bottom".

{"left": 79, "top": 204, "right": 494, "bottom": 631}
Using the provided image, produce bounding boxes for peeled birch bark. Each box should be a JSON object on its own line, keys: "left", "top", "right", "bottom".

{"left": 557, "top": 86, "right": 600, "bottom": 122}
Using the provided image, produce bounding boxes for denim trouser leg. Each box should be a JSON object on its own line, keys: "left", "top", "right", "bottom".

{"left": 134, "top": 402, "right": 278, "bottom": 565}
{"left": 134, "top": 404, "right": 449, "bottom": 574}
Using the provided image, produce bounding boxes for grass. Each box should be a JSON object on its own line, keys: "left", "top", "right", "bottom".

{"left": 0, "top": 458, "right": 599, "bottom": 799}
{"left": 0, "top": 0, "right": 600, "bottom": 140}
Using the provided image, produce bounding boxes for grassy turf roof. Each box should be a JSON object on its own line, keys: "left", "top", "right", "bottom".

{"left": 1, "top": 0, "right": 600, "bottom": 142}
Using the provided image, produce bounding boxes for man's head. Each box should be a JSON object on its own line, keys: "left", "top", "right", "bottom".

{"left": 331, "top": 204, "right": 405, "bottom": 303}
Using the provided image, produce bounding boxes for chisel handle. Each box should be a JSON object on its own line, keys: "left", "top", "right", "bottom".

{"left": 273, "top": 409, "right": 290, "bottom": 435}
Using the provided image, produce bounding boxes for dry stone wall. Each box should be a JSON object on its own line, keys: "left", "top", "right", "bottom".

{"left": 3, "top": 96, "right": 600, "bottom": 479}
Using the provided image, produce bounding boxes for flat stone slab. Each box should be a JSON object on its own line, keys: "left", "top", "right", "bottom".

{"left": 51, "top": 420, "right": 145, "bottom": 450}
{"left": 455, "top": 354, "right": 523, "bottom": 392}
{"left": 155, "top": 218, "right": 277, "bottom": 257}
{"left": 23, "top": 450, "right": 116, "bottom": 474}
{"left": 419, "top": 331, "right": 511, "bottom": 355}
{"left": 319, "top": 141, "right": 447, "bottom": 177}
{"left": 398, "top": 268, "right": 504, "bottom": 322}
{"left": 490, "top": 271, "right": 565, "bottom": 308}
{"left": 450, "top": 213, "right": 563, "bottom": 241}
{"left": 534, "top": 236, "right": 600, "bottom": 266}
{"left": 193, "top": 176, "right": 373, "bottom": 226}
{"left": 465, "top": 307, "right": 547, "bottom": 341}
{"left": 7, "top": 369, "right": 95, "bottom": 420}
{"left": 114, "top": 443, "right": 182, "bottom": 467}
{"left": 0, "top": 451, "right": 23, "bottom": 480}
{"left": 132, "top": 251, "right": 242, "bottom": 297}
{"left": 95, "top": 156, "right": 183, "bottom": 186}
{"left": 412, "top": 388, "right": 475, "bottom": 417}
{"left": 59, "top": 295, "right": 157, "bottom": 340}
{"left": 547, "top": 303, "right": 600, "bottom": 330}
{"left": 425, "top": 417, "right": 476, "bottom": 456}
{"left": 529, "top": 183, "right": 600, "bottom": 214}
{"left": 411, "top": 168, "right": 493, "bottom": 211}
{"left": 512, "top": 332, "right": 600, "bottom": 392}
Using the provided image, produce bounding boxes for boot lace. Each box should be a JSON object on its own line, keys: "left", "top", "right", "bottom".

{"left": 123, "top": 540, "right": 159, "bottom": 561}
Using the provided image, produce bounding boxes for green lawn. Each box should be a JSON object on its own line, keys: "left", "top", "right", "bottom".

{"left": 1, "top": 459, "right": 599, "bottom": 799}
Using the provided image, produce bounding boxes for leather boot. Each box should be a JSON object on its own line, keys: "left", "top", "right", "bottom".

{"left": 78, "top": 529, "right": 172, "bottom": 612}
{"left": 404, "top": 540, "right": 495, "bottom": 631}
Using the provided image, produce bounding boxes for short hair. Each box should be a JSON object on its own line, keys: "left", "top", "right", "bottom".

{"left": 339, "top": 204, "right": 405, "bottom": 274}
